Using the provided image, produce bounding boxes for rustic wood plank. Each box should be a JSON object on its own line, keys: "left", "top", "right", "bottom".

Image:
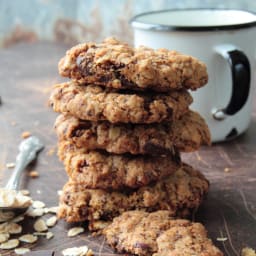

{"left": 0, "top": 42, "right": 255, "bottom": 256}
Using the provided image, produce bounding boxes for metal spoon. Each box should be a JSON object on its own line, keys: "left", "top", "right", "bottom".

{"left": 0, "top": 136, "right": 44, "bottom": 216}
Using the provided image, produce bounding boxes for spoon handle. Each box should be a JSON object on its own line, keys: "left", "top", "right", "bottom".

{"left": 5, "top": 136, "right": 44, "bottom": 191}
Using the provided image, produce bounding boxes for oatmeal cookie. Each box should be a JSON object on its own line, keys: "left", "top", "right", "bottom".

{"left": 58, "top": 37, "right": 208, "bottom": 92}
{"left": 58, "top": 164, "right": 209, "bottom": 226}
{"left": 104, "top": 210, "right": 223, "bottom": 256}
{"left": 154, "top": 225, "right": 223, "bottom": 256}
{"left": 55, "top": 110, "right": 210, "bottom": 155}
{"left": 57, "top": 140, "right": 180, "bottom": 189}
{"left": 49, "top": 81, "right": 192, "bottom": 124}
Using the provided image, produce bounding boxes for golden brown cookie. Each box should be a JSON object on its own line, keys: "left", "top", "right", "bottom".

{"left": 49, "top": 81, "right": 193, "bottom": 124}
{"left": 58, "top": 37, "right": 208, "bottom": 92}
{"left": 54, "top": 110, "right": 211, "bottom": 155}
{"left": 58, "top": 164, "right": 209, "bottom": 227}
{"left": 57, "top": 140, "right": 180, "bottom": 189}
{"left": 154, "top": 224, "right": 223, "bottom": 256}
{"left": 103, "top": 210, "right": 223, "bottom": 256}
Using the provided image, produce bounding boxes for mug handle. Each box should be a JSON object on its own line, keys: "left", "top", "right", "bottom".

{"left": 212, "top": 44, "right": 251, "bottom": 120}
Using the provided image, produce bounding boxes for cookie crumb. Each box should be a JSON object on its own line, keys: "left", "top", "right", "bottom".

{"left": 47, "top": 147, "right": 56, "bottom": 156}
{"left": 21, "top": 131, "right": 31, "bottom": 139}
{"left": 28, "top": 171, "right": 39, "bottom": 178}
{"left": 224, "top": 168, "right": 230, "bottom": 173}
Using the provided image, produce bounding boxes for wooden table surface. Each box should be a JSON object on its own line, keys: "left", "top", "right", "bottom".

{"left": 0, "top": 42, "right": 255, "bottom": 256}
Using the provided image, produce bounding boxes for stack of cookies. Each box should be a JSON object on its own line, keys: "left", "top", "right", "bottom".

{"left": 49, "top": 38, "right": 211, "bottom": 231}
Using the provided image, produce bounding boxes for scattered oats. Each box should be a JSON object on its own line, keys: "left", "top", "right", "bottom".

{"left": 47, "top": 148, "right": 55, "bottom": 156}
{"left": 21, "top": 131, "right": 31, "bottom": 139}
{"left": 34, "top": 219, "right": 48, "bottom": 232}
{"left": 32, "top": 200, "right": 45, "bottom": 209}
{"left": 0, "top": 222, "right": 20, "bottom": 234}
{"left": 241, "top": 247, "right": 256, "bottom": 256}
{"left": 14, "top": 248, "right": 31, "bottom": 255}
{"left": 0, "top": 238, "right": 19, "bottom": 249}
{"left": 46, "top": 231, "right": 54, "bottom": 240}
{"left": 0, "top": 189, "right": 32, "bottom": 208}
{"left": 248, "top": 178, "right": 256, "bottom": 182}
{"left": 67, "top": 227, "right": 84, "bottom": 237}
{"left": 0, "top": 233, "right": 10, "bottom": 243}
{"left": 33, "top": 232, "right": 47, "bottom": 236}
{"left": 224, "top": 168, "right": 230, "bottom": 172}
{"left": 46, "top": 206, "right": 59, "bottom": 214}
{"left": 10, "top": 215, "right": 24, "bottom": 223}
{"left": 36, "top": 190, "right": 41, "bottom": 194}
{"left": 6, "top": 162, "right": 15, "bottom": 168}
{"left": 11, "top": 121, "right": 17, "bottom": 126}
{"left": 216, "top": 237, "right": 228, "bottom": 242}
{"left": 29, "top": 171, "right": 39, "bottom": 178}
{"left": 46, "top": 216, "right": 57, "bottom": 227}
{"left": 0, "top": 222, "right": 8, "bottom": 233}
{"left": 6, "top": 222, "right": 22, "bottom": 234}
{"left": 0, "top": 190, "right": 16, "bottom": 207}
{"left": 26, "top": 208, "right": 45, "bottom": 217}
{"left": 62, "top": 246, "right": 93, "bottom": 256}
{"left": 20, "top": 190, "right": 30, "bottom": 196}
{"left": 34, "top": 120, "right": 40, "bottom": 126}
{"left": 16, "top": 193, "right": 32, "bottom": 208}
{"left": 57, "top": 190, "right": 63, "bottom": 196}
{"left": 19, "top": 234, "right": 38, "bottom": 243}
{"left": 0, "top": 210, "right": 15, "bottom": 222}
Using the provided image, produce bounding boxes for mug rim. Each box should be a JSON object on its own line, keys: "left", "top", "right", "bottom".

{"left": 130, "top": 8, "right": 256, "bottom": 31}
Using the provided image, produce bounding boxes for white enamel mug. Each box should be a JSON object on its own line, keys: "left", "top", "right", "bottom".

{"left": 130, "top": 9, "right": 256, "bottom": 142}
